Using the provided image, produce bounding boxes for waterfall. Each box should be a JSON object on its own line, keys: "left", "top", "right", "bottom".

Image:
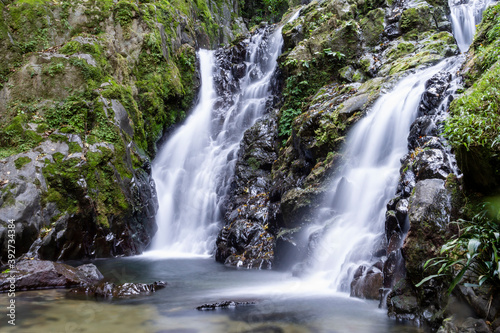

{"left": 306, "top": 0, "right": 492, "bottom": 291}
{"left": 449, "top": 0, "right": 494, "bottom": 52}
{"left": 307, "top": 60, "right": 457, "bottom": 290}
{"left": 149, "top": 12, "right": 300, "bottom": 257}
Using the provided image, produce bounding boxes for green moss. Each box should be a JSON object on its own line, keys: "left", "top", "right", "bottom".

{"left": 400, "top": 5, "right": 434, "bottom": 39}
{"left": 247, "top": 157, "right": 261, "bottom": 170}
{"left": 0, "top": 115, "right": 43, "bottom": 159}
{"left": 386, "top": 42, "right": 416, "bottom": 61}
{"left": 68, "top": 142, "right": 83, "bottom": 153}
{"left": 360, "top": 8, "right": 385, "bottom": 47}
{"left": 388, "top": 51, "right": 441, "bottom": 75}
{"left": 314, "top": 110, "right": 347, "bottom": 147}
{"left": 14, "top": 156, "right": 31, "bottom": 169}
{"left": 113, "top": 1, "right": 138, "bottom": 28}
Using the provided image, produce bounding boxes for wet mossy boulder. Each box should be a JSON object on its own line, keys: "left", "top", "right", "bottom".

{"left": 403, "top": 179, "right": 452, "bottom": 282}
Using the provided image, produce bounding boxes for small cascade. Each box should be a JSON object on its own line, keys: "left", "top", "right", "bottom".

{"left": 150, "top": 12, "right": 300, "bottom": 257}
{"left": 449, "top": 0, "right": 494, "bottom": 52}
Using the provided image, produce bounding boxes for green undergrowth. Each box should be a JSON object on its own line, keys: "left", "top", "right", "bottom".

{"left": 445, "top": 2, "right": 500, "bottom": 190}
{"left": 239, "top": 0, "right": 288, "bottom": 26}
{"left": 278, "top": 50, "right": 345, "bottom": 138}
{"left": 418, "top": 199, "right": 500, "bottom": 294}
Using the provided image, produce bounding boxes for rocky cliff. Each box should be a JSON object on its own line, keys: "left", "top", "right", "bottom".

{"left": 215, "top": 0, "right": 500, "bottom": 331}
{"left": 0, "top": 0, "right": 247, "bottom": 261}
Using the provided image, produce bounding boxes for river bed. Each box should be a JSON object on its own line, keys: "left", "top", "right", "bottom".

{"left": 1, "top": 257, "right": 425, "bottom": 333}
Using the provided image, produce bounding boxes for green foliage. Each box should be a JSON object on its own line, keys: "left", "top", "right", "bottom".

{"left": 0, "top": 115, "right": 43, "bottom": 159}
{"left": 14, "top": 156, "right": 31, "bottom": 169}
{"left": 444, "top": 61, "right": 500, "bottom": 151}
{"left": 417, "top": 202, "right": 500, "bottom": 293}
{"left": 239, "top": 0, "right": 288, "bottom": 25}
{"left": 114, "top": 1, "right": 138, "bottom": 28}
{"left": 279, "top": 107, "right": 302, "bottom": 138}
{"left": 322, "top": 48, "right": 345, "bottom": 60}
{"left": 279, "top": 50, "right": 345, "bottom": 138}
{"left": 42, "top": 62, "right": 65, "bottom": 77}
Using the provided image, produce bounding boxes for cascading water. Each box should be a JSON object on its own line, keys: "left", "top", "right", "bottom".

{"left": 307, "top": 60, "right": 457, "bottom": 290}
{"left": 307, "top": 0, "right": 493, "bottom": 291}
{"left": 449, "top": 0, "right": 494, "bottom": 52}
{"left": 150, "top": 13, "right": 299, "bottom": 256}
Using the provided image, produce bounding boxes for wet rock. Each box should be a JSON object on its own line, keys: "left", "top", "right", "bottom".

{"left": 387, "top": 278, "right": 419, "bottom": 320}
{"left": 403, "top": 179, "right": 451, "bottom": 278}
{"left": 455, "top": 285, "right": 500, "bottom": 322}
{"left": 196, "top": 300, "right": 256, "bottom": 310}
{"left": 70, "top": 281, "right": 166, "bottom": 298}
{"left": 419, "top": 72, "right": 452, "bottom": 115}
{"left": 0, "top": 259, "right": 103, "bottom": 292}
{"left": 437, "top": 317, "right": 491, "bottom": 333}
{"left": 350, "top": 265, "right": 383, "bottom": 300}
{"left": 215, "top": 113, "right": 279, "bottom": 268}
{"left": 413, "top": 148, "right": 453, "bottom": 181}
{"left": 385, "top": 210, "right": 401, "bottom": 237}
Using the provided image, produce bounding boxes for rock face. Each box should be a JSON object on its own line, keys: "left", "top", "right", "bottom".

{"left": 0, "top": 259, "right": 103, "bottom": 291}
{"left": 213, "top": 0, "right": 458, "bottom": 275}
{"left": 383, "top": 68, "right": 463, "bottom": 328}
{"left": 0, "top": 0, "right": 247, "bottom": 261}
{"left": 215, "top": 113, "right": 280, "bottom": 269}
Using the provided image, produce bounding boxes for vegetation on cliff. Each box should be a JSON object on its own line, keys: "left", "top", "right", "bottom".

{"left": 0, "top": 0, "right": 246, "bottom": 260}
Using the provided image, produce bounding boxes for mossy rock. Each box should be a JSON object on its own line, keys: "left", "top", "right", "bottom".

{"left": 360, "top": 8, "right": 385, "bottom": 47}
{"left": 400, "top": 4, "right": 435, "bottom": 39}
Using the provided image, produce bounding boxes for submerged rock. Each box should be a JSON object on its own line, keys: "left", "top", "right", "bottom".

{"left": 0, "top": 259, "right": 103, "bottom": 292}
{"left": 196, "top": 300, "right": 256, "bottom": 310}
{"left": 69, "top": 281, "right": 166, "bottom": 298}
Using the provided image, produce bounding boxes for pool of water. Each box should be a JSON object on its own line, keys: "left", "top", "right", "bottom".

{"left": 0, "top": 257, "right": 425, "bottom": 333}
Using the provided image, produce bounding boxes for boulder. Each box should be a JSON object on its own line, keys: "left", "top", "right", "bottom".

{"left": 0, "top": 259, "right": 103, "bottom": 292}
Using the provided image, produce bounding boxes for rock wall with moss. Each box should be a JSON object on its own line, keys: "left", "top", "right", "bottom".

{"left": 0, "top": 0, "right": 247, "bottom": 261}
{"left": 216, "top": 0, "right": 458, "bottom": 268}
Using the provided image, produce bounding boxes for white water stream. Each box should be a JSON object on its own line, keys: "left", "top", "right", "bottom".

{"left": 150, "top": 12, "right": 300, "bottom": 257}
{"left": 449, "top": 0, "right": 494, "bottom": 52}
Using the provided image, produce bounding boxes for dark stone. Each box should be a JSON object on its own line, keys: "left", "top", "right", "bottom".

{"left": 383, "top": 250, "right": 405, "bottom": 289}
{"left": 419, "top": 71, "right": 452, "bottom": 115}
{"left": 385, "top": 210, "right": 401, "bottom": 237}
{"left": 403, "top": 179, "right": 451, "bottom": 278}
{"left": 0, "top": 259, "right": 103, "bottom": 292}
{"left": 69, "top": 281, "right": 166, "bottom": 298}
{"left": 387, "top": 278, "right": 419, "bottom": 321}
{"left": 456, "top": 285, "right": 500, "bottom": 322}
{"left": 384, "top": 23, "right": 401, "bottom": 38}
{"left": 215, "top": 114, "right": 279, "bottom": 268}
{"left": 196, "top": 300, "right": 256, "bottom": 310}
{"left": 413, "top": 149, "right": 452, "bottom": 181}
{"left": 350, "top": 265, "right": 383, "bottom": 300}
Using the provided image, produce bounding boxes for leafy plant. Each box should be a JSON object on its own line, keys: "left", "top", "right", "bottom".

{"left": 417, "top": 202, "right": 500, "bottom": 293}
{"left": 322, "top": 48, "right": 345, "bottom": 60}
